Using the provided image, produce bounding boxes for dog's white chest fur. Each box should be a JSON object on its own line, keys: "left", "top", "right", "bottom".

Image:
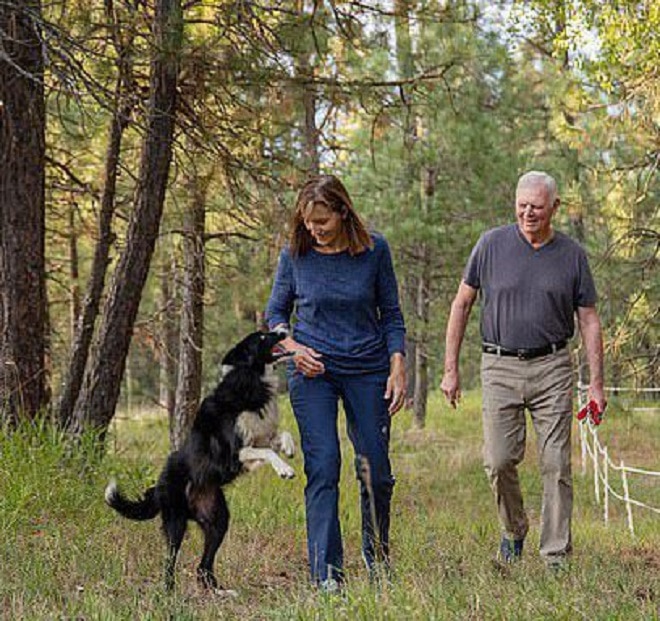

{"left": 221, "top": 364, "right": 296, "bottom": 478}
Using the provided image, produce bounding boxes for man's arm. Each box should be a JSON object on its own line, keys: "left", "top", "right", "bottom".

{"left": 441, "top": 281, "right": 478, "bottom": 408}
{"left": 577, "top": 305, "right": 606, "bottom": 412}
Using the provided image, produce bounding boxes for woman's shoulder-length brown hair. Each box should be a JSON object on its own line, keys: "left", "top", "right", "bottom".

{"left": 289, "top": 174, "right": 373, "bottom": 258}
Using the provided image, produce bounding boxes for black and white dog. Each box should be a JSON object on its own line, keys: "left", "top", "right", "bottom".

{"left": 234, "top": 363, "right": 296, "bottom": 472}
{"left": 105, "top": 331, "right": 294, "bottom": 591}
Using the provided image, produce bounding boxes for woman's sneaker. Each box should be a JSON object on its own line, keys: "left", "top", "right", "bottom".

{"left": 319, "top": 578, "right": 341, "bottom": 594}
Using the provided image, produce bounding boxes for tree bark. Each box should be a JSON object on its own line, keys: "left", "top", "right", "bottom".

{"left": 300, "top": 55, "right": 320, "bottom": 175}
{"left": 393, "top": 0, "right": 419, "bottom": 414}
{"left": 70, "top": 0, "right": 183, "bottom": 436}
{"left": 413, "top": 166, "right": 438, "bottom": 429}
{"left": 0, "top": 0, "right": 48, "bottom": 422}
{"left": 67, "top": 201, "right": 81, "bottom": 345}
{"left": 404, "top": 336, "right": 416, "bottom": 408}
{"left": 56, "top": 70, "right": 132, "bottom": 428}
{"left": 296, "top": 1, "right": 320, "bottom": 176}
{"left": 159, "top": 253, "right": 178, "bottom": 427}
{"left": 413, "top": 256, "right": 430, "bottom": 428}
{"left": 171, "top": 174, "right": 207, "bottom": 449}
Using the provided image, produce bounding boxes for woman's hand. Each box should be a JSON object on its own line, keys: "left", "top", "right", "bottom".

{"left": 385, "top": 352, "right": 406, "bottom": 415}
{"left": 281, "top": 336, "right": 325, "bottom": 378}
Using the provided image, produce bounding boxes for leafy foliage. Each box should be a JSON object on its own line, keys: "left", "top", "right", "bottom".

{"left": 5, "top": 0, "right": 655, "bottom": 421}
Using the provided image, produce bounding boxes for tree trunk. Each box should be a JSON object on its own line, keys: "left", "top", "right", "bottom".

{"left": 56, "top": 73, "right": 132, "bottom": 428}
{"left": 394, "top": 0, "right": 414, "bottom": 82}
{"left": 0, "top": 0, "right": 48, "bottom": 422}
{"left": 413, "top": 166, "right": 438, "bottom": 428}
{"left": 159, "top": 253, "right": 178, "bottom": 427}
{"left": 0, "top": 221, "right": 5, "bottom": 416}
{"left": 300, "top": 56, "right": 319, "bottom": 175}
{"left": 56, "top": 3, "right": 136, "bottom": 428}
{"left": 394, "top": 0, "right": 419, "bottom": 417}
{"left": 171, "top": 174, "right": 207, "bottom": 449}
{"left": 70, "top": 0, "right": 183, "bottom": 436}
{"left": 68, "top": 200, "right": 81, "bottom": 343}
{"left": 413, "top": 262, "right": 430, "bottom": 428}
{"left": 404, "top": 336, "right": 416, "bottom": 408}
{"left": 296, "top": 2, "right": 320, "bottom": 176}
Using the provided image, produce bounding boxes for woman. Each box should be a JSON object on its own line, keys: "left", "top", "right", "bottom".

{"left": 266, "top": 174, "right": 406, "bottom": 591}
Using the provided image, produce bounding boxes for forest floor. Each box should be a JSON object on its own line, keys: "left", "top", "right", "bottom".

{"left": 2, "top": 390, "right": 659, "bottom": 620}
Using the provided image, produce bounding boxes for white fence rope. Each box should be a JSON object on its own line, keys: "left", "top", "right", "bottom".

{"left": 577, "top": 387, "right": 660, "bottom": 535}
{"left": 579, "top": 385, "right": 660, "bottom": 394}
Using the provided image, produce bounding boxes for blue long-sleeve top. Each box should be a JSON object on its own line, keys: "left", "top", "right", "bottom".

{"left": 266, "top": 233, "right": 406, "bottom": 374}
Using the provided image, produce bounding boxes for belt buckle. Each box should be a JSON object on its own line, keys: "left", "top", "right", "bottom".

{"left": 517, "top": 349, "right": 529, "bottom": 360}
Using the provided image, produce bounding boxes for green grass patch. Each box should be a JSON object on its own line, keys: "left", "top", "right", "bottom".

{"left": 2, "top": 392, "right": 659, "bottom": 619}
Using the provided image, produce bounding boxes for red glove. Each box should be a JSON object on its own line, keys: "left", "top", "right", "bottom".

{"left": 577, "top": 399, "right": 605, "bottom": 426}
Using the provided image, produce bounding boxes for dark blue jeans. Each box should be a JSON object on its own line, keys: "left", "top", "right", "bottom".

{"left": 287, "top": 367, "right": 395, "bottom": 583}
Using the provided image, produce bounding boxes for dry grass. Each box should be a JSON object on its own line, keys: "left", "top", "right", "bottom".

{"left": 2, "top": 390, "right": 659, "bottom": 620}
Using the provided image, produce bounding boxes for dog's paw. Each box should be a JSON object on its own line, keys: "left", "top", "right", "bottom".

{"left": 213, "top": 588, "right": 239, "bottom": 598}
{"left": 279, "top": 431, "right": 296, "bottom": 458}
{"left": 276, "top": 463, "right": 295, "bottom": 479}
{"left": 197, "top": 568, "right": 218, "bottom": 589}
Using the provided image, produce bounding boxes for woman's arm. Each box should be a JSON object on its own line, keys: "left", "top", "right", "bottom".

{"left": 376, "top": 237, "right": 407, "bottom": 414}
{"left": 266, "top": 249, "right": 295, "bottom": 330}
{"left": 385, "top": 352, "right": 406, "bottom": 415}
{"left": 375, "top": 237, "right": 406, "bottom": 358}
{"left": 266, "top": 249, "right": 325, "bottom": 377}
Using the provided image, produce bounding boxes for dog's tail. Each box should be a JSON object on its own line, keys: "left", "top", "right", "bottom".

{"left": 104, "top": 479, "right": 160, "bottom": 521}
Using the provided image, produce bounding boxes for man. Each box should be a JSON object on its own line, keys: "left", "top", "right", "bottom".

{"left": 441, "top": 171, "right": 605, "bottom": 568}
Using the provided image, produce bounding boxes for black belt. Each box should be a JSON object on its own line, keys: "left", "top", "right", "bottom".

{"left": 482, "top": 340, "right": 567, "bottom": 360}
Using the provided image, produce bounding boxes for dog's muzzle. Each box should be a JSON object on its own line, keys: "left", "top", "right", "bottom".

{"left": 271, "top": 345, "right": 295, "bottom": 363}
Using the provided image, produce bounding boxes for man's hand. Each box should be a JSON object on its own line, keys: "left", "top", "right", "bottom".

{"left": 441, "top": 369, "right": 461, "bottom": 408}
{"left": 588, "top": 383, "right": 607, "bottom": 419}
{"left": 385, "top": 353, "right": 406, "bottom": 415}
{"left": 440, "top": 281, "right": 476, "bottom": 410}
{"left": 577, "top": 306, "right": 606, "bottom": 415}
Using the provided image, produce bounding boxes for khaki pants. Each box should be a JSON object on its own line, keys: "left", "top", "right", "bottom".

{"left": 481, "top": 348, "right": 573, "bottom": 559}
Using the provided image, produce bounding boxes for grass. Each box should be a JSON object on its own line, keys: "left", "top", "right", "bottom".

{"left": 1, "top": 391, "right": 659, "bottom": 620}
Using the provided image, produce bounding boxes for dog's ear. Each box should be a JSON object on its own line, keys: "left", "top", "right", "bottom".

{"left": 222, "top": 332, "right": 262, "bottom": 367}
{"left": 222, "top": 343, "right": 254, "bottom": 368}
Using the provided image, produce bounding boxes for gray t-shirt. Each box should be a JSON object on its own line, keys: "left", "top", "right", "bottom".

{"left": 463, "top": 224, "right": 597, "bottom": 349}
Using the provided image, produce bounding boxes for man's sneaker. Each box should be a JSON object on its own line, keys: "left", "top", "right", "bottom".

{"left": 499, "top": 536, "right": 524, "bottom": 563}
{"left": 545, "top": 555, "right": 569, "bottom": 573}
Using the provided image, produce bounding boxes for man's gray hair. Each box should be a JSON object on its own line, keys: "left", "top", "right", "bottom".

{"left": 517, "top": 171, "right": 558, "bottom": 203}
